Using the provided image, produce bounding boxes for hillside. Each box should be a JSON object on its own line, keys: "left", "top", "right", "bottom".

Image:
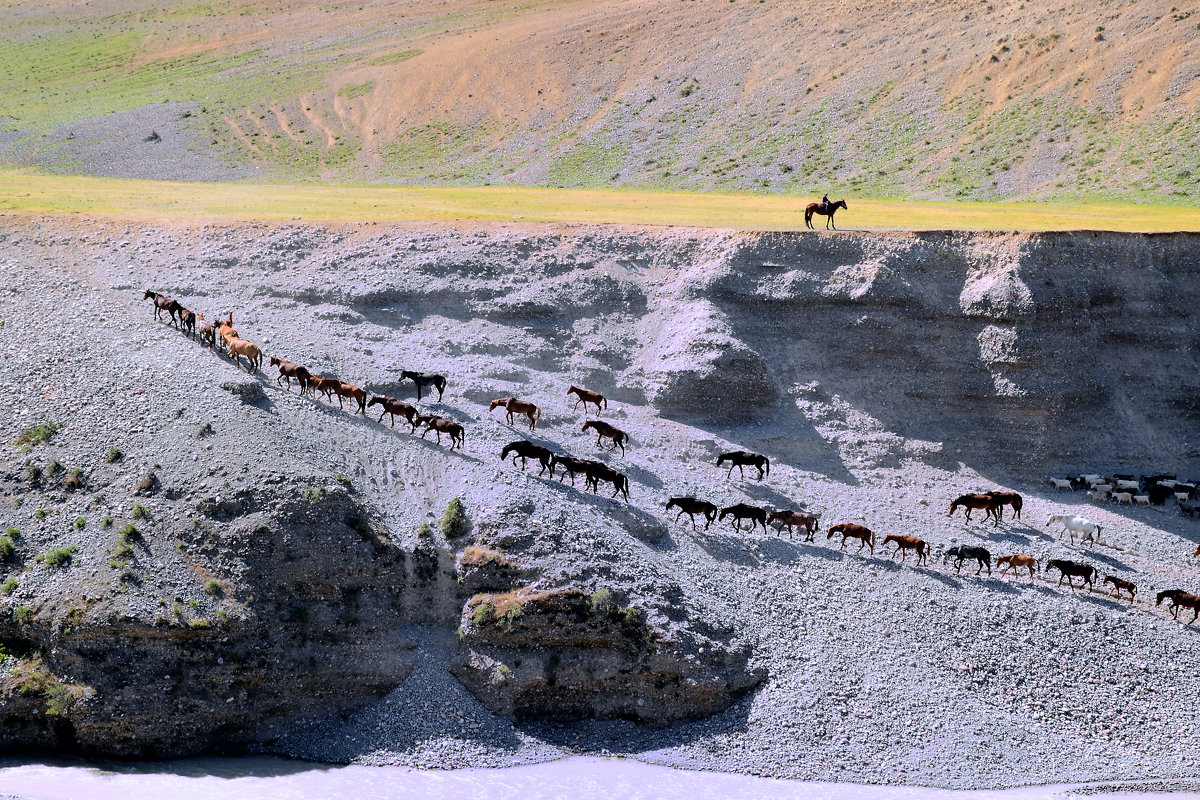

{"left": 0, "top": 0, "right": 1197, "bottom": 204}
{"left": 2, "top": 217, "right": 1200, "bottom": 787}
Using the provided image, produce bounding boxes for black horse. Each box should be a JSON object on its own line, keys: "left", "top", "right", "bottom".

{"left": 943, "top": 545, "right": 992, "bottom": 575}
{"left": 500, "top": 440, "right": 554, "bottom": 476}
{"left": 718, "top": 503, "right": 767, "bottom": 533}
{"left": 401, "top": 370, "right": 447, "bottom": 402}
{"left": 716, "top": 451, "right": 770, "bottom": 481}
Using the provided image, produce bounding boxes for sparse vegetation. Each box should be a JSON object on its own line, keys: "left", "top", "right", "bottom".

{"left": 13, "top": 605, "right": 33, "bottom": 625}
{"left": 204, "top": 579, "right": 223, "bottom": 597}
{"left": 440, "top": 497, "right": 469, "bottom": 539}
{"left": 2, "top": 577, "right": 18, "bottom": 595}
{"left": 62, "top": 467, "right": 85, "bottom": 491}
{"left": 131, "top": 502, "right": 148, "bottom": 519}
{"left": 459, "top": 545, "right": 510, "bottom": 568}
{"left": 38, "top": 545, "right": 77, "bottom": 569}
{"left": 34, "top": 509, "right": 47, "bottom": 520}
{"left": 43, "top": 459, "right": 62, "bottom": 479}
{"left": 105, "top": 447, "right": 124, "bottom": 463}
{"left": 101, "top": 516, "right": 113, "bottom": 528}
{"left": 73, "top": 517, "right": 86, "bottom": 530}
{"left": 15, "top": 422, "right": 60, "bottom": 451}
{"left": 0, "top": 534, "right": 14, "bottom": 561}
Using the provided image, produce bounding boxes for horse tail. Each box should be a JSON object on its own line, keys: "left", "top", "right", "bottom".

{"left": 536, "top": 406, "right": 542, "bottom": 421}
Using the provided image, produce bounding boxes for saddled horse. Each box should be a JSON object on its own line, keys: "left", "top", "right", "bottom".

{"left": 716, "top": 451, "right": 770, "bottom": 480}
{"left": 489, "top": 397, "right": 541, "bottom": 431}
{"left": 401, "top": 370, "right": 447, "bottom": 402}
{"left": 718, "top": 503, "right": 768, "bottom": 533}
{"left": 883, "top": 534, "right": 929, "bottom": 565}
{"left": 944, "top": 545, "right": 992, "bottom": 575}
{"left": 986, "top": 491, "right": 1023, "bottom": 521}
{"left": 567, "top": 385, "right": 607, "bottom": 415}
{"left": 367, "top": 395, "right": 419, "bottom": 430}
{"left": 582, "top": 420, "right": 628, "bottom": 455}
{"left": 996, "top": 554, "right": 1037, "bottom": 580}
{"left": 827, "top": 522, "right": 875, "bottom": 554}
{"left": 666, "top": 497, "right": 718, "bottom": 531}
{"left": 1157, "top": 589, "right": 1200, "bottom": 622}
{"left": 143, "top": 290, "right": 181, "bottom": 327}
{"left": 500, "top": 440, "right": 554, "bottom": 476}
{"left": 1045, "top": 559, "right": 1096, "bottom": 591}
{"left": 767, "top": 510, "right": 819, "bottom": 541}
{"left": 804, "top": 199, "right": 848, "bottom": 230}
{"left": 949, "top": 493, "right": 999, "bottom": 525}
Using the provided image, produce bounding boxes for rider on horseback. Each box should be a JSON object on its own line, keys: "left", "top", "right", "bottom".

{"left": 821, "top": 193, "right": 830, "bottom": 213}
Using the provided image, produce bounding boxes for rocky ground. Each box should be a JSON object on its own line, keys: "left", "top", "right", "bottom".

{"left": 1, "top": 216, "right": 1199, "bottom": 788}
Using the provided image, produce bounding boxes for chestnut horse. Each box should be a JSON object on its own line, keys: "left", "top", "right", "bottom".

{"left": 804, "top": 199, "right": 847, "bottom": 230}
{"left": 996, "top": 554, "right": 1038, "bottom": 580}
{"left": 567, "top": 385, "right": 607, "bottom": 415}
{"left": 198, "top": 313, "right": 216, "bottom": 350}
{"left": 827, "top": 522, "right": 875, "bottom": 554}
{"left": 367, "top": 396, "right": 419, "bottom": 430}
{"left": 716, "top": 451, "right": 770, "bottom": 480}
{"left": 1157, "top": 589, "right": 1200, "bottom": 622}
{"left": 500, "top": 440, "right": 555, "bottom": 476}
{"left": 309, "top": 376, "right": 341, "bottom": 403}
{"left": 949, "top": 493, "right": 999, "bottom": 525}
{"left": 216, "top": 312, "right": 238, "bottom": 351}
{"left": 225, "top": 337, "right": 263, "bottom": 373}
{"left": 667, "top": 497, "right": 718, "bottom": 531}
{"left": 489, "top": 397, "right": 541, "bottom": 431}
{"left": 767, "top": 510, "right": 819, "bottom": 541}
{"left": 420, "top": 416, "right": 465, "bottom": 450}
{"left": 333, "top": 381, "right": 367, "bottom": 415}
{"left": 582, "top": 420, "right": 628, "bottom": 455}
{"left": 270, "top": 356, "right": 311, "bottom": 395}
{"left": 1103, "top": 575, "right": 1136, "bottom": 603}
{"left": 143, "top": 290, "right": 180, "bottom": 327}
{"left": 883, "top": 534, "right": 929, "bottom": 565}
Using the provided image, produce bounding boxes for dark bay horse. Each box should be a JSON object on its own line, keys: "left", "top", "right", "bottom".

{"left": 1157, "top": 589, "right": 1200, "bottom": 622}
{"left": 805, "top": 199, "right": 847, "bottom": 230}
{"left": 666, "top": 497, "right": 718, "bottom": 531}
{"left": 402, "top": 370, "right": 447, "bottom": 402}
{"left": 716, "top": 451, "right": 770, "bottom": 481}
{"left": 500, "top": 440, "right": 554, "bottom": 476}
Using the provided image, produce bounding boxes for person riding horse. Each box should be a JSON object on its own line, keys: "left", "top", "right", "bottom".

{"left": 821, "top": 193, "right": 830, "bottom": 213}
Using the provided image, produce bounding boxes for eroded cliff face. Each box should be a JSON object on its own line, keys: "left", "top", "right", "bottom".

{"left": 1, "top": 220, "right": 1198, "bottom": 771}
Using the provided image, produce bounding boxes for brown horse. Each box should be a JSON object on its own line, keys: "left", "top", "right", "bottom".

{"left": 216, "top": 312, "right": 238, "bottom": 351}
{"left": 177, "top": 307, "right": 197, "bottom": 338}
{"left": 368, "top": 396, "right": 419, "bottom": 430}
{"left": 420, "top": 416, "right": 465, "bottom": 450}
{"left": 489, "top": 397, "right": 541, "bottom": 431}
{"left": 827, "top": 522, "right": 875, "bottom": 554}
{"left": 949, "top": 493, "right": 999, "bottom": 525}
{"left": 333, "top": 381, "right": 367, "bottom": 415}
{"left": 550, "top": 454, "right": 591, "bottom": 486}
{"left": 1157, "top": 589, "right": 1200, "bottom": 622}
{"left": 225, "top": 337, "right": 263, "bottom": 373}
{"left": 143, "top": 290, "right": 180, "bottom": 326}
{"left": 567, "top": 385, "right": 607, "bottom": 415}
{"left": 804, "top": 199, "right": 848, "bottom": 230}
{"left": 1046, "top": 559, "right": 1096, "bottom": 591}
{"left": 309, "top": 376, "right": 341, "bottom": 403}
{"left": 767, "top": 510, "right": 819, "bottom": 541}
{"left": 1103, "top": 575, "right": 1137, "bottom": 603}
{"left": 996, "top": 554, "right": 1038, "bottom": 580}
{"left": 270, "top": 356, "right": 311, "bottom": 394}
{"left": 986, "top": 491, "right": 1023, "bottom": 521}
{"left": 198, "top": 314, "right": 216, "bottom": 350}
{"left": 666, "top": 497, "right": 718, "bottom": 531}
{"left": 883, "top": 534, "right": 929, "bottom": 565}
{"left": 582, "top": 420, "right": 628, "bottom": 455}
{"left": 716, "top": 451, "right": 770, "bottom": 480}
{"left": 583, "top": 461, "right": 629, "bottom": 501}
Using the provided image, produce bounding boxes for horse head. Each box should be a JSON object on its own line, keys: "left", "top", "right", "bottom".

{"left": 269, "top": 355, "right": 281, "bottom": 367}
{"left": 142, "top": 289, "right": 156, "bottom": 300}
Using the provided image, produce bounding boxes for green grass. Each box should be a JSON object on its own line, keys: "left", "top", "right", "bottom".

{"left": 366, "top": 48, "right": 422, "bottom": 66}
{"left": 37, "top": 546, "right": 77, "bottom": 569}
{"left": 15, "top": 422, "right": 60, "bottom": 451}
{"left": 1, "top": 170, "right": 1197, "bottom": 231}
{"left": 2, "top": 577, "right": 18, "bottom": 596}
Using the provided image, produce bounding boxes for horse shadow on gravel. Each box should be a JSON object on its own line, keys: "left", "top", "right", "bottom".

{"left": 688, "top": 530, "right": 769, "bottom": 567}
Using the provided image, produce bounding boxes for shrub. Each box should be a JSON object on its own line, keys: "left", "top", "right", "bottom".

{"left": 440, "top": 497, "right": 469, "bottom": 539}
{"left": 13, "top": 605, "right": 33, "bottom": 625}
{"left": 34, "top": 509, "right": 47, "bottom": 520}
{"left": 2, "top": 577, "right": 18, "bottom": 595}
{"left": 105, "top": 447, "right": 123, "bottom": 463}
{"left": 73, "top": 517, "right": 86, "bottom": 530}
{"left": 111, "top": 539, "right": 133, "bottom": 561}
{"left": 416, "top": 522, "right": 433, "bottom": 540}
{"left": 335, "top": 473, "right": 351, "bottom": 486}
{"left": 43, "top": 459, "right": 62, "bottom": 479}
{"left": 131, "top": 503, "right": 147, "bottom": 519}
{"left": 589, "top": 588, "right": 613, "bottom": 611}
{"left": 187, "top": 618, "right": 211, "bottom": 629}
{"left": 38, "top": 546, "right": 76, "bottom": 569}
{"left": 62, "top": 467, "right": 85, "bottom": 491}
{"left": 0, "top": 536, "right": 14, "bottom": 561}
{"left": 119, "top": 523, "right": 140, "bottom": 540}
{"left": 5, "top": 526, "right": 18, "bottom": 539}
{"left": 204, "top": 579, "right": 223, "bottom": 597}
{"left": 459, "top": 545, "right": 510, "bottom": 568}
{"left": 43, "top": 683, "right": 77, "bottom": 718}
{"left": 101, "top": 516, "right": 113, "bottom": 529}
{"left": 23, "top": 464, "right": 41, "bottom": 483}
{"left": 15, "top": 422, "right": 60, "bottom": 451}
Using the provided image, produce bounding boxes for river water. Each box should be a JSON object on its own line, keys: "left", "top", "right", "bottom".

{"left": 0, "top": 756, "right": 1184, "bottom": 800}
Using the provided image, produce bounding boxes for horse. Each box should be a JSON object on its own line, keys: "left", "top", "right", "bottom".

{"left": 666, "top": 497, "right": 718, "bottom": 531}
{"left": 716, "top": 451, "right": 770, "bottom": 481}
{"left": 1046, "top": 514, "right": 1102, "bottom": 546}
{"left": 401, "top": 370, "right": 446, "bottom": 402}
{"left": 804, "top": 199, "right": 848, "bottom": 230}
{"left": 489, "top": 397, "right": 541, "bottom": 431}
{"left": 1045, "top": 559, "right": 1096, "bottom": 591}
{"left": 767, "top": 510, "right": 819, "bottom": 542}
{"left": 567, "top": 385, "right": 607, "bottom": 415}
{"left": 986, "top": 491, "right": 1023, "bottom": 521}
{"left": 583, "top": 461, "right": 629, "bottom": 501}
{"left": 332, "top": 381, "right": 367, "bottom": 415}
{"left": 270, "top": 356, "right": 311, "bottom": 395}
{"left": 198, "top": 314, "right": 216, "bottom": 350}
{"left": 718, "top": 503, "right": 768, "bottom": 533}
{"left": 216, "top": 312, "right": 237, "bottom": 351}
{"left": 500, "top": 440, "right": 554, "bottom": 476}
{"left": 1157, "top": 589, "right": 1200, "bottom": 622}
{"left": 582, "top": 420, "right": 628, "bottom": 455}
{"left": 827, "top": 522, "right": 875, "bottom": 554}
{"left": 995, "top": 554, "right": 1037, "bottom": 580}
{"left": 550, "top": 454, "right": 591, "bottom": 486}
{"left": 367, "top": 396, "right": 420, "bottom": 431}
{"left": 883, "top": 534, "right": 929, "bottom": 565}
{"left": 309, "top": 376, "right": 341, "bottom": 403}
{"left": 949, "top": 494, "right": 999, "bottom": 524}
{"left": 177, "top": 307, "right": 197, "bottom": 338}
{"left": 1103, "top": 575, "right": 1136, "bottom": 603}
{"left": 224, "top": 337, "right": 263, "bottom": 373}
{"left": 419, "top": 416, "right": 465, "bottom": 450}
{"left": 142, "top": 290, "right": 180, "bottom": 327}
{"left": 944, "top": 545, "right": 992, "bottom": 575}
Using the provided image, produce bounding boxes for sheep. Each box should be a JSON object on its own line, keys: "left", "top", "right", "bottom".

{"left": 1113, "top": 491, "right": 1133, "bottom": 505}
{"left": 1114, "top": 479, "right": 1140, "bottom": 491}
{"left": 1087, "top": 490, "right": 1109, "bottom": 502}
{"left": 1134, "top": 495, "right": 1150, "bottom": 506}
{"left": 1090, "top": 483, "right": 1112, "bottom": 495}
{"left": 1177, "top": 492, "right": 1193, "bottom": 504}
{"left": 1050, "top": 478, "right": 1073, "bottom": 491}
{"left": 1081, "top": 474, "right": 1103, "bottom": 484}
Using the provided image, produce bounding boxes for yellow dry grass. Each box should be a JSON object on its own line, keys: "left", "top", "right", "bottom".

{"left": 2, "top": 171, "right": 1197, "bottom": 232}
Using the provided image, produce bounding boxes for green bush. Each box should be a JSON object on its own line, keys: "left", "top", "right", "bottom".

{"left": 15, "top": 422, "right": 60, "bottom": 451}
{"left": 131, "top": 503, "right": 147, "bottom": 519}
{"left": 62, "top": 467, "right": 85, "bottom": 491}
{"left": 2, "top": 577, "right": 18, "bottom": 595}
{"left": 105, "top": 447, "right": 123, "bottom": 463}
{"left": 0, "top": 536, "right": 14, "bottom": 561}
{"left": 440, "top": 497, "right": 469, "bottom": 539}
{"left": 43, "top": 459, "right": 62, "bottom": 479}
{"left": 334, "top": 473, "right": 351, "bottom": 486}
{"left": 24, "top": 464, "right": 41, "bottom": 483}
{"left": 119, "top": 523, "right": 140, "bottom": 540}
{"left": 38, "top": 546, "right": 76, "bottom": 569}
{"left": 5, "top": 526, "right": 18, "bottom": 539}
{"left": 204, "top": 579, "right": 223, "bottom": 597}
{"left": 34, "top": 509, "right": 47, "bottom": 520}
{"left": 73, "top": 517, "right": 86, "bottom": 530}
{"left": 100, "top": 516, "right": 113, "bottom": 529}
{"left": 13, "top": 605, "right": 33, "bottom": 625}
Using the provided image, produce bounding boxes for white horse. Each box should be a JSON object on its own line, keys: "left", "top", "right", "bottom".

{"left": 1047, "top": 514, "right": 1102, "bottom": 546}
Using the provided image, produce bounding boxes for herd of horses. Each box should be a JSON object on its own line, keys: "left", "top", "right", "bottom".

{"left": 145, "top": 290, "right": 1200, "bottom": 625}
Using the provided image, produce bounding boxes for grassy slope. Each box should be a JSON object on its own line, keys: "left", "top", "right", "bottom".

{"left": 0, "top": 0, "right": 1197, "bottom": 205}
{"left": 3, "top": 171, "right": 1198, "bottom": 231}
